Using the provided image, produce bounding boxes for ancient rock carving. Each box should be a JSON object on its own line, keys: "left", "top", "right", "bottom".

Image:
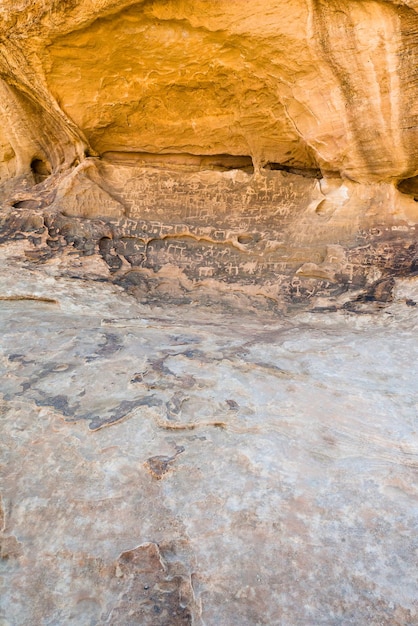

{"left": 1, "top": 0, "right": 418, "bottom": 310}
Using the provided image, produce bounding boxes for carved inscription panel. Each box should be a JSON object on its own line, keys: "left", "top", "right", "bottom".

{"left": 86, "top": 165, "right": 418, "bottom": 306}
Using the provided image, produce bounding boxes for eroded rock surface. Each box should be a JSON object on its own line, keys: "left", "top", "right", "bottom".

{"left": 3, "top": 0, "right": 418, "bottom": 182}
{"left": 1, "top": 2, "right": 418, "bottom": 624}
{"left": 1, "top": 1, "right": 418, "bottom": 310}
{"left": 2, "top": 162, "right": 418, "bottom": 314}
{"left": 0, "top": 255, "right": 418, "bottom": 624}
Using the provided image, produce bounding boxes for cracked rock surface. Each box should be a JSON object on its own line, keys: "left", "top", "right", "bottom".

{"left": 1, "top": 254, "right": 418, "bottom": 625}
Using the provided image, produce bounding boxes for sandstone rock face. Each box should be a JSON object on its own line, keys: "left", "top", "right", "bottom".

{"left": 1, "top": 1, "right": 418, "bottom": 310}
{"left": 2, "top": 0, "right": 418, "bottom": 181}
{"left": 1, "top": 3, "right": 418, "bottom": 624}
{"left": 1, "top": 252, "right": 418, "bottom": 625}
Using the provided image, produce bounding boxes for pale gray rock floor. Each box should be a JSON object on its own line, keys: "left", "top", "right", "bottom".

{"left": 0, "top": 255, "right": 418, "bottom": 625}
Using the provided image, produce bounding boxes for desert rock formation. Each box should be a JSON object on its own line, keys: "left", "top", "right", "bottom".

{"left": 1, "top": 0, "right": 418, "bottom": 310}
{"left": 1, "top": 2, "right": 418, "bottom": 624}
{"left": 1, "top": 254, "right": 418, "bottom": 625}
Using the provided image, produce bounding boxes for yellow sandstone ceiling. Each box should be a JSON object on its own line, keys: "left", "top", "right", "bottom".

{"left": 2, "top": 0, "right": 418, "bottom": 185}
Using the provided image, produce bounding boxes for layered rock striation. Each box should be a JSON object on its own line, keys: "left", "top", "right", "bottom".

{"left": 2, "top": 4, "right": 418, "bottom": 624}
{"left": 1, "top": 0, "right": 418, "bottom": 309}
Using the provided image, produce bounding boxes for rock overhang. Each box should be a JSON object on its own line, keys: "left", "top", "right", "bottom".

{"left": 1, "top": 1, "right": 418, "bottom": 312}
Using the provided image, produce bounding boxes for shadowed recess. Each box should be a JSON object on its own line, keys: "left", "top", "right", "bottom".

{"left": 102, "top": 151, "right": 254, "bottom": 172}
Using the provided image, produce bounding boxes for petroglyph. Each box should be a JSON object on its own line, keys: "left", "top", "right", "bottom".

{"left": 1, "top": 161, "right": 417, "bottom": 312}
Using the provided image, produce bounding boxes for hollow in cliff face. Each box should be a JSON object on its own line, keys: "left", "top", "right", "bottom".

{"left": 1, "top": 0, "right": 418, "bottom": 310}
{"left": 1, "top": 3, "right": 418, "bottom": 625}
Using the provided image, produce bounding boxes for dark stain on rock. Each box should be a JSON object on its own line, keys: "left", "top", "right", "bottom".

{"left": 98, "top": 237, "right": 122, "bottom": 270}
{"left": 169, "top": 334, "right": 200, "bottom": 345}
{"left": 8, "top": 353, "right": 28, "bottom": 363}
{"left": 177, "top": 374, "right": 196, "bottom": 389}
{"left": 36, "top": 394, "right": 76, "bottom": 417}
{"left": 149, "top": 357, "right": 174, "bottom": 376}
{"left": 87, "top": 396, "right": 162, "bottom": 431}
{"left": 145, "top": 455, "right": 174, "bottom": 480}
{"left": 166, "top": 392, "right": 188, "bottom": 418}
{"left": 107, "top": 542, "right": 194, "bottom": 625}
{"left": 95, "top": 332, "right": 123, "bottom": 357}
{"left": 361, "top": 278, "right": 395, "bottom": 303}
{"left": 180, "top": 349, "right": 206, "bottom": 360}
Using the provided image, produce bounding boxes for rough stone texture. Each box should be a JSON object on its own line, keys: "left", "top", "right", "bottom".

{"left": 1, "top": 252, "right": 418, "bottom": 625}
{"left": 1, "top": 162, "right": 418, "bottom": 314}
{"left": 1, "top": 2, "right": 418, "bottom": 624}
{"left": 1, "top": 1, "right": 418, "bottom": 308}
{"left": 3, "top": 0, "right": 418, "bottom": 182}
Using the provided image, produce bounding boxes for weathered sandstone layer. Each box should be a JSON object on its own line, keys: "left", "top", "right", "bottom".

{"left": 1, "top": 253, "right": 418, "bottom": 625}
{"left": 1, "top": 3, "right": 418, "bottom": 625}
{"left": 1, "top": 0, "right": 418, "bottom": 310}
